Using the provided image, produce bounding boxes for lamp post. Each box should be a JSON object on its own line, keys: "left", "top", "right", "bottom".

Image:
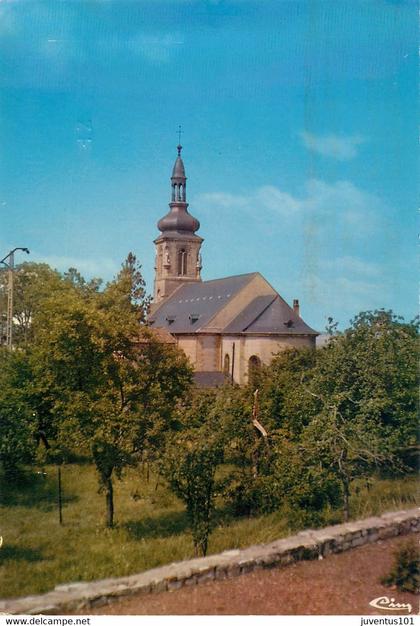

{"left": 0, "top": 247, "right": 30, "bottom": 349}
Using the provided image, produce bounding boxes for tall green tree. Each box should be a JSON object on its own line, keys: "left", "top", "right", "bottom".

{"left": 0, "top": 262, "right": 100, "bottom": 346}
{"left": 313, "top": 310, "right": 418, "bottom": 450}
{"left": 28, "top": 254, "right": 192, "bottom": 527}
{"left": 0, "top": 348, "right": 38, "bottom": 479}
{"left": 299, "top": 310, "right": 419, "bottom": 521}
{"left": 161, "top": 427, "right": 222, "bottom": 556}
{"left": 259, "top": 347, "right": 317, "bottom": 436}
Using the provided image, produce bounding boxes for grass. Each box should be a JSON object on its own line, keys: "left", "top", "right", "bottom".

{"left": 0, "top": 463, "right": 418, "bottom": 599}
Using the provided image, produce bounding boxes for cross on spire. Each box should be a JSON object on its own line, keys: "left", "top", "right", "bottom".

{"left": 177, "top": 125, "right": 183, "bottom": 155}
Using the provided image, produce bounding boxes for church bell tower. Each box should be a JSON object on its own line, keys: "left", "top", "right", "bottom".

{"left": 153, "top": 144, "right": 203, "bottom": 304}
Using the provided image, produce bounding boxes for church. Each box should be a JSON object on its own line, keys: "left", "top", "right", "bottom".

{"left": 148, "top": 144, "right": 318, "bottom": 386}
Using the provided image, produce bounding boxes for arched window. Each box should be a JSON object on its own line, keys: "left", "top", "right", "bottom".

{"left": 223, "top": 353, "right": 230, "bottom": 376}
{"left": 177, "top": 248, "right": 187, "bottom": 276}
{"left": 248, "top": 355, "right": 261, "bottom": 388}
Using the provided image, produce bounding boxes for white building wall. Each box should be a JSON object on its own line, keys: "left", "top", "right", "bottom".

{"left": 221, "top": 334, "right": 316, "bottom": 384}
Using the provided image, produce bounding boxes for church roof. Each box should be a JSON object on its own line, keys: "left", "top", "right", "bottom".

{"left": 149, "top": 273, "right": 257, "bottom": 332}
{"left": 223, "top": 295, "right": 276, "bottom": 333}
{"left": 157, "top": 144, "right": 201, "bottom": 237}
{"left": 171, "top": 154, "right": 186, "bottom": 179}
{"left": 157, "top": 206, "right": 200, "bottom": 236}
{"left": 230, "top": 295, "right": 317, "bottom": 334}
{"left": 149, "top": 273, "right": 318, "bottom": 336}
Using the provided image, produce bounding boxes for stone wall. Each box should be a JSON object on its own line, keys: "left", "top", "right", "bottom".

{"left": 1, "top": 507, "right": 418, "bottom": 615}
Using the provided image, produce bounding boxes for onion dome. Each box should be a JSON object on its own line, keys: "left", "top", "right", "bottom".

{"left": 157, "top": 206, "right": 200, "bottom": 234}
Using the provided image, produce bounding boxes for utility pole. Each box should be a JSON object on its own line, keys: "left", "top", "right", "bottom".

{"left": 0, "top": 247, "right": 30, "bottom": 349}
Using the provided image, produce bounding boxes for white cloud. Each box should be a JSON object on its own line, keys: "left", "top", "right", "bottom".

{"left": 321, "top": 256, "right": 381, "bottom": 277}
{"left": 302, "top": 271, "right": 384, "bottom": 322}
{"left": 30, "top": 254, "right": 120, "bottom": 278}
{"left": 300, "top": 131, "right": 366, "bottom": 160}
{"left": 198, "top": 192, "right": 248, "bottom": 209}
{"left": 196, "top": 178, "right": 381, "bottom": 230}
{"left": 255, "top": 186, "right": 302, "bottom": 215}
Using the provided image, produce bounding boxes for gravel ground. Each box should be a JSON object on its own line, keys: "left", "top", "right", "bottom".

{"left": 83, "top": 534, "right": 419, "bottom": 615}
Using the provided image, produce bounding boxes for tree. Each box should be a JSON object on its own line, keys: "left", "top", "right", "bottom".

{"left": 299, "top": 310, "right": 419, "bottom": 521}
{"left": 259, "top": 347, "right": 317, "bottom": 437}
{"left": 313, "top": 310, "right": 419, "bottom": 453}
{"left": 234, "top": 309, "right": 419, "bottom": 525}
{"left": 0, "top": 349, "right": 37, "bottom": 479}
{"left": 27, "top": 254, "right": 192, "bottom": 527}
{"left": 298, "top": 399, "right": 392, "bottom": 522}
{"left": 0, "top": 262, "right": 88, "bottom": 346}
{"left": 271, "top": 434, "right": 342, "bottom": 528}
{"left": 161, "top": 428, "right": 223, "bottom": 556}
{"left": 207, "top": 385, "right": 277, "bottom": 516}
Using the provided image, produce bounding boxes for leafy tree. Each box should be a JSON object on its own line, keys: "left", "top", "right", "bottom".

{"left": 0, "top": 262, "right": 102, "bottom": 347}
{"left": 63, "top": 267, "right": 102, "bottom": 294}
{"left": 0, "top": 349, "right": 38, "bottom": 478}
{"left": 161, "top": 428, "right": 223, "bottom": 556}
{"left": 299, "top": 310, "right": 419, "bottom": 521}
{"left": 259, "top": 347, "right": 317, "bottom": 436}
{"left": 232, "top": 310, "right": 418, "bottom": 524}
{"left": 272, "top": 434, "right": 342, "bottom": 528}
{"left": 314, "top": 310, "right": 418, "bottom": 448}
{"left": 27, "top": 254, "right": 192, "bottom": 527}
{"left": 206, "top": 385, "right": 277, "bottom": 516}
{"left": 297, "top": 400, "right": 392, "bottom": 521}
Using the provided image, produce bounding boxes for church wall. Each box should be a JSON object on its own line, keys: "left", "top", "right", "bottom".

{"left": 221, "top": 336, "right": 245, "bottom": 384}
{"left": 196, "top": 335, "right": 221, "bottom": 371}
{"left": 221, "top": 334, "right": 316, "bottom": 384}
{"left": 242, "top": 335, "right": 316, "bottom": 384}
{"left": 176, "top": 335, "right": 198, "bottom": 369}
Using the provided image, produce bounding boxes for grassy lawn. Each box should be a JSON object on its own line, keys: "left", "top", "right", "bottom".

{"left": 0, "top": 463, "right": 418, "bottom": 599}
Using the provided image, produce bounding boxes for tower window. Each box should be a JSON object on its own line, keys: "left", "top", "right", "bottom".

{"left": 178, "top": 249, "right": 187, "bottom": 276}
{"left": 223, "top": 353, "right": 230, "bottom": 376}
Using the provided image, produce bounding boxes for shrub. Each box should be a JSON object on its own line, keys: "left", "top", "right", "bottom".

{"left": 381, "top": 540, "right": 420, "bottom": 593}
{"left": 226, "top": 472, "right": 281, "bottom": 517}
{"left": 161, "top": 430, "right": 223, "bottom": 556}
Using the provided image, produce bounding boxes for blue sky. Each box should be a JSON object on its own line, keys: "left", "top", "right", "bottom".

{"left": 0, "top": 0, "right": 417, "bottom": 331}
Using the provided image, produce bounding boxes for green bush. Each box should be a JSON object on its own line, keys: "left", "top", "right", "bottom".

{"left": 160, "top": 430, "right": 223, "bottom": 556}
{"left": 381, "top": 540, "right": 420, "bottom": 593}
{"left": 226, "top": 472, "right": 282, "bottom": 517}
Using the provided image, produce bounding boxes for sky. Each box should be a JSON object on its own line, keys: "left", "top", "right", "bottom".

{"left": 0, "top": 0, "right": 417, "bottom": 331}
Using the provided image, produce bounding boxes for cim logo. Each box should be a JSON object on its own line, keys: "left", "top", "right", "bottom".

{"left": 369, "top": 596, "right": 412, "bottom": 613}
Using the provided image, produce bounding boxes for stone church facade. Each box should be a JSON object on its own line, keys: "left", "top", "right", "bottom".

{"left": 149, "top": 144, "right": 318, "bottom": 385}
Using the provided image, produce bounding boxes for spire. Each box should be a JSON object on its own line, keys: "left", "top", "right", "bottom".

{"left": 157, "top": 144, "right": 200, "bottom": 236}
{"left": 171, "top": 145, "right": 186, "bottom": 181}
{"left": 153, "top": 138, "right": 204, "bottom": 304}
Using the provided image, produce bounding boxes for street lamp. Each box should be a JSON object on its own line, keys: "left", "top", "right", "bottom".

{"left": 0, "top": 247, "right": 30, "bottom": 349}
